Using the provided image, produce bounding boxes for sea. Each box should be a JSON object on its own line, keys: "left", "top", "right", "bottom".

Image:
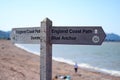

{"left": 15, "top": 42, "right": 120, "bottom": 77}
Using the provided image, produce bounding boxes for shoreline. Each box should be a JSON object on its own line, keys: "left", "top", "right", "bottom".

{"left": 0, "top": 40, "right": 120, "bottom": 80}
{"left": 15, "top": 43, "right": 120, "bottom": 77}
{"left": 52, "top": 57, "right": 120, "bottom": 77}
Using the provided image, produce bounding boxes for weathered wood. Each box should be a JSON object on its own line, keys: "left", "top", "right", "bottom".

{"left": 40, "top": 18, "right": 52, "bottom": 80}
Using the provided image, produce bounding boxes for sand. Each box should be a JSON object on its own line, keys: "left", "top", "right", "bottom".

{"left": 0, "top": 40, "right": 120, "bottom": 80}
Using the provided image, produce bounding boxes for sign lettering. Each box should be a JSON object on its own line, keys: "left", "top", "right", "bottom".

{"left": 51, "top": 27, "right": 106, "bottom": 45}
{"left": 11, "top": 27, "right": 40, "bottom": 44}
{"left": 11, "top": 26, "right": 106, "bottom": 45}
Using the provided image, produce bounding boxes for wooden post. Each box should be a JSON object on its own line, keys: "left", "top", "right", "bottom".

{"left": 40, "top": 18, "right": 52, "bottom": 80}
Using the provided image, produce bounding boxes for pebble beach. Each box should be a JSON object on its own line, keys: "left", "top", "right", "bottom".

{"left": 0, "top": 40, "right": 120, "bottom": 80}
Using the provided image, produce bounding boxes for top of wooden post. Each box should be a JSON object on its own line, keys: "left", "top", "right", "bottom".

{"left": 42, "top": 17, "right": 52, "bottom": 22}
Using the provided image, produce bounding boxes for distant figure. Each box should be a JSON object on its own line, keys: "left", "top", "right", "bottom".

{"left": 74, "top": 62, "right": 78, "bottom": 73}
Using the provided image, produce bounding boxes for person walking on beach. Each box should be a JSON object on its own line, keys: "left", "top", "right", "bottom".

{"left": 74, "top": 62, "right": 78, "bottom": 73}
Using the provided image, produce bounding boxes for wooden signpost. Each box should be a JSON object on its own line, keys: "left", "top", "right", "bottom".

{"left": 11, "top": 18, "right": 106, "bottom": 80}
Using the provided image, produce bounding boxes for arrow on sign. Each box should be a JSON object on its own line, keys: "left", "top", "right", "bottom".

{"left": 10, "top": 26, "right": 106, "bottom": 45}
{"left": 10, "top": 27, "right": 40, "bottom": 44}
{"left": 51, "top": 26, "right": 106, "bottom": 45}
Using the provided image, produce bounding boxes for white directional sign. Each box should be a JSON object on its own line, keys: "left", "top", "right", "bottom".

{"left": 10, "top": 27, "right": 40, "bottom": 44}
{"left": 51, "top": 26, "right": 106, "bottom": 45}
{"left": 11, "top": 26, "right": 106, "bottom": 45}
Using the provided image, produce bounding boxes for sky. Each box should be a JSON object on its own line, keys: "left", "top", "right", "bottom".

{"left": 0, "top": 0, "right": 120, "bottom": 35}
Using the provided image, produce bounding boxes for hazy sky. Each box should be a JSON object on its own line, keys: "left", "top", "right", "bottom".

{"left": 0, "top": 0, "right": 120, "bottom": 35}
